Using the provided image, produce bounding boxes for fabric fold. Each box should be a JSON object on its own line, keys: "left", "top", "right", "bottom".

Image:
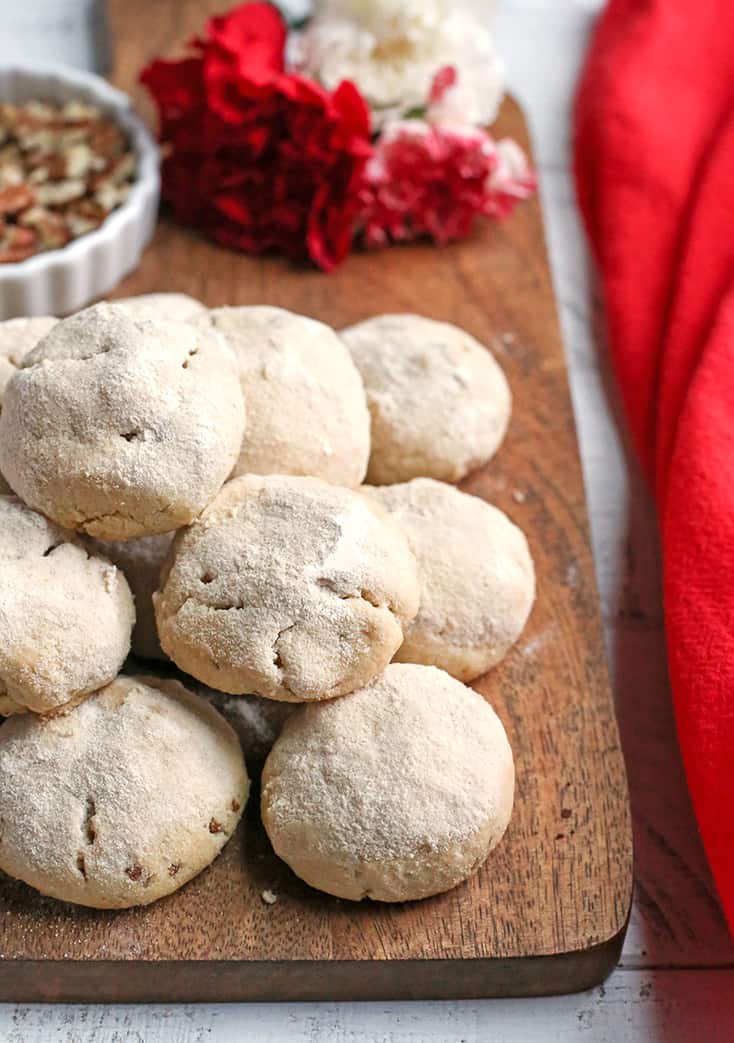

{"left": 574, "top": 0, "right": 734, "bottom": 932}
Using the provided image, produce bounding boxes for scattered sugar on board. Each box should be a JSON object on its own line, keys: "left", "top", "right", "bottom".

{"left": 521, "top": 625, "right": 559, "bottom": 658}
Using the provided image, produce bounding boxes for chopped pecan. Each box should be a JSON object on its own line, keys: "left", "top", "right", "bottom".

{"left": 0, "top": 184, "right": 35, "bottom": 214}
{"left": 19, "top": 207, "right": 70, "bottom": 249}
{"left": 0, "top": 98, "right": 137, "bottom": 263}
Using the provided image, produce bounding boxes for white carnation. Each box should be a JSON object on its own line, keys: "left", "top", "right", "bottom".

{"left": 426, "top": 79, "right": 482, "bottom": 128}
{"left": 289, "top": 2, "right": 504, "bottom": 130}
{"left": 310, "top": 0, "right": 500, "bottom": 34}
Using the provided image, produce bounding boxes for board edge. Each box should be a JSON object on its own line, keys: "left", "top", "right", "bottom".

{"left": 0, "top": 913, "right": 630, "bottom": 1002}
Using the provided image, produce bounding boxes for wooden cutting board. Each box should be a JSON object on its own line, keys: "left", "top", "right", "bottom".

{"left": 0, "top": 0, "right": 633, "bottom": 1002}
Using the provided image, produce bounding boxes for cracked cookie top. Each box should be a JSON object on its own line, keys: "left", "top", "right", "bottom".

{"left": 0, "top": 675, "right": 248, "bottom": 908}
{"left": 0, "top": 495, "right": 134, "bottom": 715}
{"left": 154, "top": 474, "right": 421, "bottom": 702}
{"left": 0, "top": 302, "right": 246, "bottom": 540}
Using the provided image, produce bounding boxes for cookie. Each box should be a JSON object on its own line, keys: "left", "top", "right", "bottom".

{"left": 261, "top": 663, "right": 515, "bottom": 902}
{"left": 155, "top": 475, "right": 420, "bottom": 701}
{"left": 0, "top": 316, "right": 57, "bottom": 494}
{"left": 367, "top": 479, "right": 535, "bottom": 680}
{"left": 0, "top": 496, "right": 134, "bottom": 716}
{"left": 341, "top": 313, "right": 511, "bottom": 484}
{"left": 0, "top": 302, "right": 245, "bottom": 540}
{"left": 192, "top": 306, "right": 370, "bottom": 486}
{"left": 0, "top": 675, "right": 249, "bottom": 908}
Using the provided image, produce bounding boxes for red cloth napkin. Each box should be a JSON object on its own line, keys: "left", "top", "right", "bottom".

{"left": 574, "top": 0, "right": 734, "bottom": 934}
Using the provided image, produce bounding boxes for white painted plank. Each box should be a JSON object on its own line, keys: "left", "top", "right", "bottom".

{"left": 0, "top": 0, "right": 109, "bottom": 73}
{"left": 3, "top": 971, "right": 734, "bottom": 1043}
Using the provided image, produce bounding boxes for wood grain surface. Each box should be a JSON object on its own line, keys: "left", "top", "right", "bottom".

{"left": 0, "top": 0, "right": 633, "bottom": 1002}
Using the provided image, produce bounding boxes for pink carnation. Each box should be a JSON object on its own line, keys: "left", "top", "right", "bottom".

{"left": 357, "top": 120, "right": 491, "bottom": 246}
{"left": 486, "top": 138, "right": 538, "bottom": 219}
{"left": 357, "top": 67, "right": 535, "bottom": 248}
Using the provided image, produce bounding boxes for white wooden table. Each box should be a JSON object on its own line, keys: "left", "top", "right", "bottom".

{"left": 1, "top": 1, "right": 733, "bottom": 1039}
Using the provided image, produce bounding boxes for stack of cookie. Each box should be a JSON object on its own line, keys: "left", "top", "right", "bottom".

{"left": 0, "top": 296, "right": 534, "bottom": 910}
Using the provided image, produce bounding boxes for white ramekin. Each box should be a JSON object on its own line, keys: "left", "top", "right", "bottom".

{"left": 0, "top": 63, "right": 160, "bottom": 319}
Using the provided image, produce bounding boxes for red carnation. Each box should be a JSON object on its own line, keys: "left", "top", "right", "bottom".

{"left": 141, "top": 2, "right": 372, "bottom": 271}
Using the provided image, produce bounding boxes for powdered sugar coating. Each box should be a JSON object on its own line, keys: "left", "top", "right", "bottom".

{"left": 155, "top": 474, "right": 420, "bottom": 702}
{"left": 0, "top": 675, "right": 249, "bottom": 908}
{"left": 341, "top": 313, "right": 511, "bottom": 484}
{"left": 192, "top": 306, "right": 370, "bottom": 486}
{"left": 86, "top": 533, "right": 174, "bottom": 661}
{"left": 0, "top": 496, "right": 134, "bottom": 715}
{"left": 262, "top": 663, "right": 515, "bottom": 901}
{"left": 0, "top": 302, "right": 245, "bottom": 540}
{"left": 0, "top": 316, "right": 58, "bottom": 494}
{"left": 114, "top": 292, "right": 206, "bottom": 322}
{"left": 366, "top": 479, "right": 535, "bottom": 680}
{"left": 0, "top": 316, "right": 58, "bottom": 397}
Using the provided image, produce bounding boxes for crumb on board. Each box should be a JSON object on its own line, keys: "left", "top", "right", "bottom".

{"left": 261, "top": 889, "right": 278, "bottom": 905}
{"left": 512, "top": 489, "right": 527, "bottom": 503}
